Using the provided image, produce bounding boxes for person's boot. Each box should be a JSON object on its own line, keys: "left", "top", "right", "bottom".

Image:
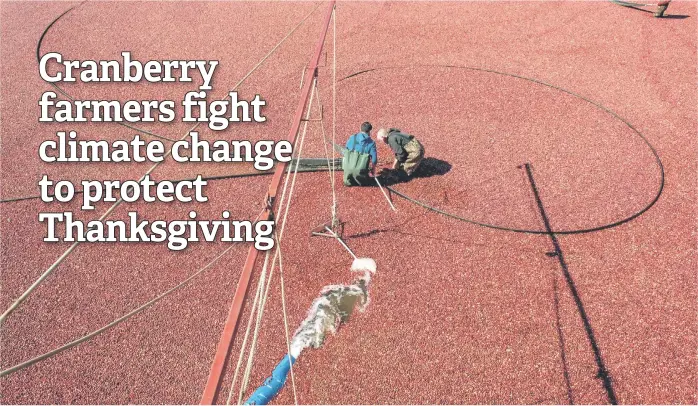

{"left": 655, "top": 2, "right": 669, "bottom": 17}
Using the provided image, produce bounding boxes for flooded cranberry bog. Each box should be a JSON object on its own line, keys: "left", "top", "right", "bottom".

{"left": 1, "top": 1, "right": 696, "bottom": 404}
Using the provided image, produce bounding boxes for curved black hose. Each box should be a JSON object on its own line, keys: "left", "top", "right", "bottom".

{"left": 30, "top": 30, "right": 667, "bottom": 236}
{"left": 338, "top": 65, "right": 665, "bottom": 235}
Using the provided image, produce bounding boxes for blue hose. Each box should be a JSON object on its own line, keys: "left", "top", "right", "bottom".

{"left": 244, "top": 354, "right": 297, "bottom": 405}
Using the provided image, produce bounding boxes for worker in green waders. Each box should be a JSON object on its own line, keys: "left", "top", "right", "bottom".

{"left": 342, "top": 122, "right": 378, "bottom": 186}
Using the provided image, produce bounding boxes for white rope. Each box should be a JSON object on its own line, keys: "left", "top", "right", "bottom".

{"left": 374, "top": 175, "right": 397, "bottom": 212}
{"left": 331, "top": 4, "right": 338, "bottom": 225}
{"left": 314, "top": 84, "right": 339, "bottom": 226}
{"left": 276, "top": 79, "right": 316, "bottom": 239}
{"left": 227, "top": 82, "right": 311, "bottom": 403}
{"left": 324, "top": 226, "right": 357, "bottom": 260}
{"left": 226, "top": 250, "right": 271, "bottom": 405}
{"left": 275, "top": 231, "right": 298, "bottom": 405}
{"left": 0, "top": 3, "right": 321, "bottom": 326}
{"left": 238, "top": 247, "right": 277, "bottom": 404}
{"left": 226, "top": 78, "right": 311, "bottom": 402}
{"left": 233, "top": 78, "right": 317, "bottom": 403}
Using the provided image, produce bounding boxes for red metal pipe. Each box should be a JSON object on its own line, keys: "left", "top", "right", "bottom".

{"left": 199, "top": 2, "right": 336, "bottom": 404}
{"left": 266, "top": 4, "right": 335, "bottom": 201}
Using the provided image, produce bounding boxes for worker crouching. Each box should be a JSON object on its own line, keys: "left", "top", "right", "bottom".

{"left": 377, "top": 128, "right": 425, "bottom": 177}
{"left": 655, "top": 0, "right": 670, "bottom": 17}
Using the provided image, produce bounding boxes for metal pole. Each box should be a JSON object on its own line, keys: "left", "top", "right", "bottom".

{"left": 374, "top": 175, "right": 397, "bottom": 212}
{"left": 200, "top": 2, "right": 337, "bottom": 403}
{"left": 325, "top": 226, "right": 358, "bottom": 259}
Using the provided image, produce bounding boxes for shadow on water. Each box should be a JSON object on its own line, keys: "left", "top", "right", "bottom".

{"left": 523, "top": 164, "right": 617, "bottom": 405}
{"left": 376, "top": 157, "right": 452, "bottom": 186}
{"left": 553, "top": 274, "right": 575, "bottom": 404}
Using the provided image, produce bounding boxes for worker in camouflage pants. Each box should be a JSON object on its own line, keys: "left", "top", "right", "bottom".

{"left": 377, "top": 128, "right": 425, "bottom": 176}
{"left": 655, "top": 0, "right": 670, "bottom": 17}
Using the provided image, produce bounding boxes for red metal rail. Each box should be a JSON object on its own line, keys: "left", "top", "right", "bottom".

{"left": 199, "top": 2, "right": 336, "bottom": 404}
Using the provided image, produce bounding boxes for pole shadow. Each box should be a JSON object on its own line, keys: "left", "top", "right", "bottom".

{"left": 523, "top": 163, "right": 618, "bottom": 405}
{"left": 553, "top": 274, "right": 575, "bottom": 404}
